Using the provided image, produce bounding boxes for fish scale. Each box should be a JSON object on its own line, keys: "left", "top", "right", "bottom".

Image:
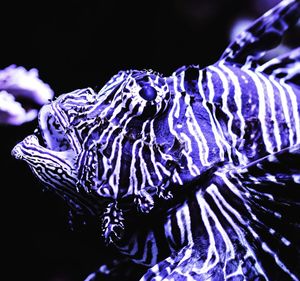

{"left": 11, "top": 0, "right": 300, "bottom": 280}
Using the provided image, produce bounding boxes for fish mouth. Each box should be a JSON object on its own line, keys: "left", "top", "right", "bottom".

{"left": 10, "top": 109, "right": 98, "bottom": 211}
{"left": 11, "top": 100, "right": 78, "bottom": 173}
{"left": 11, "top": 133, "right": 104, "bottom": 218}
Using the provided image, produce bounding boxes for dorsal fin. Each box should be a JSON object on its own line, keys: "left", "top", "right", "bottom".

{"left": 220, "top": 0, "right": 300, "bottom": 67}
{"left": 257, "top": 47, "right": 300, "bottom": 86}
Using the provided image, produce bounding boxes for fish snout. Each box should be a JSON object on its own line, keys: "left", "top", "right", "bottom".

{"left": 11, "top": 134, "right": 39, "bottom": 160}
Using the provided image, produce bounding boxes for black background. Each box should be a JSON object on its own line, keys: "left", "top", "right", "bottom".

{"left": 0, "top": 1, "right": 283, "bottom": 280}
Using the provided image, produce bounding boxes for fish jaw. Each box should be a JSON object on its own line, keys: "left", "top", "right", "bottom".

{"left": 11, "top": 134, "right": 78, "bottom": 192}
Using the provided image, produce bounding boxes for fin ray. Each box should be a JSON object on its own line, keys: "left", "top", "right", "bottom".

{"left": 231, "top": 144, "right": 300, "bottom": 280}
{"left": 257, "top": 47, "right": 300, "bottom": 85}
{"left": 220, "top": 0, "right": 300, "bottom": 66}
{"left": 140, "top": 145, "right": 300, "bottom": 280}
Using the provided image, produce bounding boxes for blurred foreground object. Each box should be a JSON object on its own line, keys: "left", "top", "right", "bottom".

{"left": 0, "top": 65, "right": 54, "bottom": 126}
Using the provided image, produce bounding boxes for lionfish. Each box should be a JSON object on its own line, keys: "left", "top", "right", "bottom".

{"left": 12, "top": 0, "right": 300, "bottom": 280}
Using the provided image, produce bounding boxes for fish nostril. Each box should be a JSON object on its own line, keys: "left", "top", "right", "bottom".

{"left": 139, "top": 85, "right": 157, "bottom": 101}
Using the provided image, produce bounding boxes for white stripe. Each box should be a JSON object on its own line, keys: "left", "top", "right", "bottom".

{"left": 149, "top": 120, "right": 163, "bottom": 182}
{"left": 167, "top": 77, "right": 181, "bottom": 138}
{"left": 206, "top": 183, "right": 267, "bottom": 278}
{"left": 176, "top": 203, "right": 194, "bottom": 245}
{"left": 197, "top": 70, "right": 226, "bottom": 160}
{"left": 183, "top": 203, "right": 194, "bottom": 245}
{"left": 215, "top": 170, "right": 245, "bottom": 200}
{"left": 196, "top": 194, "right": 219, "bottom": 273}
{"left": 180, "top": 132, "right": 201, "bottom": 176}
{"left": 178, "top": 71, "right": 185, "bottom": 92}
{"left": 164, "top": 216, "right": 177, "bottom": 251}
{"left": 171, "top": 74, "right": 181, "bottom": 118}
{"left": 208, "top": 65, "right": 236, "bottom": 162}
{"left": 280, "top": 81, "right": 300, "bottom": 144}
{"left": 261, "top": 242, "right": 299, "bottom": 281}
{"left": 156, "top": 162, "right": 172, "bottom": 177}
{"left": 256, "top": 71, "right": 282, "bottom": 151}
{"left": 176, "top": 208, "right": 187, "bottom": 245}
{"left": 129, "top": 140, "right": 141, "bottom": 195}
{"left": 108, "top": 135, "right": 124, "bottom": 199}
{"left": 207, "top": 69, "right": 236, "bottom": 159}
{"left": 185, "top": 94, "right": 210, "bottom": 166}
{"left": 216, "top": 63, "right": 247, "bottom": 164}
{"left": 98, "top": 71, "right": 126, "bottom": 94}
{"left": 172, "top": 171, "right": 183, "bottom": 185}
{"left": 99, "top": 84, "right": 124, "bottom": 118}
{"left": 270, "top": 76, "right": 294, "bottom": 146}
{"left": 138, "top": 122, "right": 154, "bottom": 190}
{"left": 242, "top": 68, "right": 274, "bottom": 153}
{"left": 206, "top": 184, "right": 236, "bottom": 259}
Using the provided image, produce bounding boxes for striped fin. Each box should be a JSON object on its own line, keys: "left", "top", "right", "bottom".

{"left": 230, "top": 144, "right": 300, "bottom": 281}
{"left": 220, "top": 0, "right": 300, "bottom": 66}
{"left": 257, "top": 47, "right": 300, "bottom": 85}
{"left": 140, "top": 144, "right": 300, "bottom": 281}
{"left": 140, "top": 241, "right": 267, "bottom": 280}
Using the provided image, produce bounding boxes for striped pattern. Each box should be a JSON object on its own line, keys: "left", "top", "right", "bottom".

{"left": 123, "top": 144, "right": 300, "bottom": 280}
{"left": 11, "top": 44, "right": 300, "bottom": 281}
{"left": 37, "top": 60, "right": 299, "bottom": 203}
{"left": 221, "top": 0, "right": 300, "bottom": 66}
{"left": 11, "top": 135, "right": 103, "bottom": 217}
{"left": 10, "top": 0, "right": 300, "bottom": 280}
{"left": 113, "top": 61, "right": 300, "bottom": 278}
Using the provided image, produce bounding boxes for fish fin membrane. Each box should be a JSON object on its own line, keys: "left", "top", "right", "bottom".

{"left": 220, "top": 0, "right": 300, "bottom": 66}
{"left": 226, "top": 144, "right": 300, "bottom": 280}
{"left": 141, "top": 145, "right": 300, "bottom": 281}
{"left": 140, "top": 242, "right": 267, "bottom": 281}
{"left": 258, "top": 47, "right": 300, "bottom": 86}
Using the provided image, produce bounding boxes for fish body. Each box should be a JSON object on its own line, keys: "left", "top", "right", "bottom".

{"left": 11, "top": 0, "right": 300, "bottom": 280}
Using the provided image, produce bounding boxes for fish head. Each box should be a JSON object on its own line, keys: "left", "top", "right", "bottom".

{"left": 11, "top": 69, "right": 184, "bottom": 210}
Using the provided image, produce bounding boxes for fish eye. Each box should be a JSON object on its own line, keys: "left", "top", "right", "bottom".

{"left": 139, "top": 85, "right": 157, "bottom": 101}
{"left": 120, "top": 70, "right": 170, "bottom": 118}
